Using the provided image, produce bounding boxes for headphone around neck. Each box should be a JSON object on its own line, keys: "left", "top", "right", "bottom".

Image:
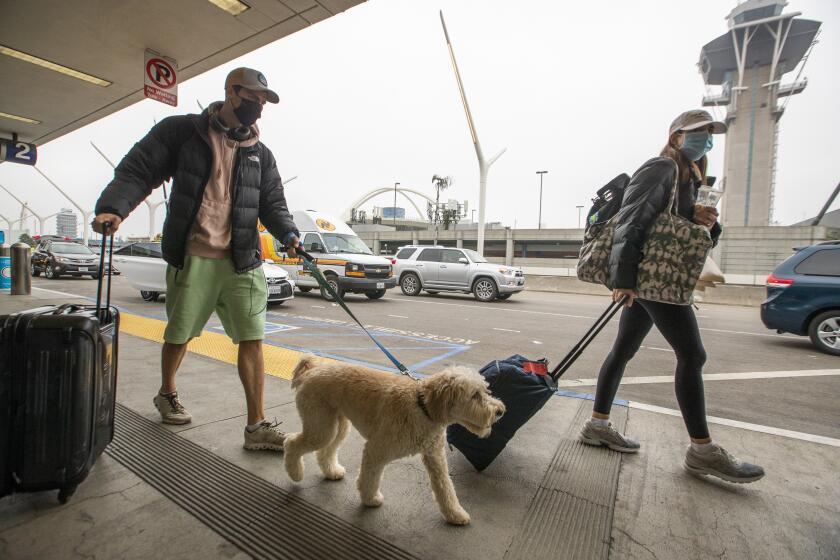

{"left": 209, "top": 111, "right": 252, "bottom": 141}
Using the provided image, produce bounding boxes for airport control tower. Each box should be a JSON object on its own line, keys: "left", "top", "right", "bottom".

{"left": 699, "top": 0, "right": 821, "bottom": 226}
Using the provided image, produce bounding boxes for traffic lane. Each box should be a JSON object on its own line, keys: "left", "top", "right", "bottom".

{"left": 35, "top": 277, "right": 839, "bottom": 438}
{"left": 33, "top": 278, "right": 475, "bottom": 374}
{"left": 615, "top": 376, "right": 840, "bottom": 440}
{"left": 371, "top": 291, "right": 839, "bottom": 374}
{"left": 34, "top": 277, "right": 837, "bottom": 376}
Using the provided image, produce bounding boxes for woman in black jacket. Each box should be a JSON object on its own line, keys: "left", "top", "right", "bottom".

{"left": 579, "top": 110, "right": 765, "bottom": 484}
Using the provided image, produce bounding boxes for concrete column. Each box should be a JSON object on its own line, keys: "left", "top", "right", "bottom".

{"left": 456, "top": 231, "right": 463, "bottom": 248}
{"left": 721, "top": 64, "right": 775, "bottom": 227}
{"left": 505, "top": 228, "right": 513, "bottom": 266}
{"left": 412, "top": 232, "right": 420, "bottom": 245}
{"left": 373, "top": 232, "right": 381, "bottom": 255}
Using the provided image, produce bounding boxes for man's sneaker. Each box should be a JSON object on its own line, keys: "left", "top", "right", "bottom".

{"left": 153, "top": 391, "right": 192, "bottom": 425}
{"left": 243, "top": 420, "right": 286, "bottom": 451}
{"left": 684, "top": 444, "right": 765, "bottom": 483}
{"left": 579, "top": 419, "right": 641, "bottom": 453}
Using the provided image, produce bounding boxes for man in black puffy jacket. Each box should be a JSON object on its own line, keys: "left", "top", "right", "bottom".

{"left": 93, "top": 68, "right": 299, "bottom": 452}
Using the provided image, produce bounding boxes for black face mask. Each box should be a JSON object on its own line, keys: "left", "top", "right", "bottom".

{"left": 233, "top": 93, "right": 263, "bottom": 127}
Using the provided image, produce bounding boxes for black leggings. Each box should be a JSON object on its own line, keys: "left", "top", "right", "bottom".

{"left": 593, "top": 299, "right": 710, "bottom": 439}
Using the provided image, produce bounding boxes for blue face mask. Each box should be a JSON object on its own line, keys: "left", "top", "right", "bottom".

{"left": 680, "top": 131, "right": 713, "bottom": 161}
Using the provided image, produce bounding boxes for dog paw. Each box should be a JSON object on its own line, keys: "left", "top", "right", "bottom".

{"left": 285, "top": 457, "right": 305, "bottom": 482}
{"left": 362, "top": 491, "right": 384, "bottom": 507}
{"left": 323, "top": 464, "right": 346, "bottom": 481}
{"left": 444, "top": 507, "right": 471, "bottom": 526}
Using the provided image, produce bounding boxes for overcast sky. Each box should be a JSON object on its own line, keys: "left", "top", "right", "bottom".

{"left": 1, "top": 0, "right": 838, "bottom": 238}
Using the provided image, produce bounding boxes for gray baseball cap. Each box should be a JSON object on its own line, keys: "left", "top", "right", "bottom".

{"left": 669, "top": 110, "right": 727, "bottom": 135}
{"left": 225, "top": 67, "right": 279, "bottom": 104}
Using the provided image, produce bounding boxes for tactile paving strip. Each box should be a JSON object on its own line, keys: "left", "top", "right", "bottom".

{"left": 107, "top": 403, "right": 420, "bottom": 560}
{"left": 504, "top": 403, "right": 626, "bottom": 560}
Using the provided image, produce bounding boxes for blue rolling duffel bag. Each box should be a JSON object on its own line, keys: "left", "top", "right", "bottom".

{"left": 447, "top": 298, "right": 625, "bottom": 471}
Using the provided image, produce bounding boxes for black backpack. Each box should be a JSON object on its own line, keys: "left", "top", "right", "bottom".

{"left": 584, "top": 173, "right": 630, "bottom": 233}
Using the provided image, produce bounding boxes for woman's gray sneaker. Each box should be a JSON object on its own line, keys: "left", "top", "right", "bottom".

{"left": 684, "top": 444, "right": 765, "bottom": 483}
{"left": 153, "top": 391, "right": 192, "bottom": 425}
{"left": 579, "top": 420, "right": 641, "bottom": 453}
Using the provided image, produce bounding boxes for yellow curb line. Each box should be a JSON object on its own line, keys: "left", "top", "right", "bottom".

{"left": 119, "top": 311, "right": 339, "bottom": 380}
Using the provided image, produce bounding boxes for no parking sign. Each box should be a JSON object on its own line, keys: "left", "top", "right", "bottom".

{"left": 144, "top": 50, "right": 178, "bottom": 106}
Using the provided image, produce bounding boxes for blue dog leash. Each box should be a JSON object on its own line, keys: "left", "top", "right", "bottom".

{"left": 294, "top": 247, "right": 418, "bottom": 380}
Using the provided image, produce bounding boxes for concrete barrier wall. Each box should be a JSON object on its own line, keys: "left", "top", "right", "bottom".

{"left": 523, "top": 276, "right": 766, "bottom": 307}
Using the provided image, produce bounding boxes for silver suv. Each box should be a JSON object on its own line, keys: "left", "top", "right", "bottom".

{"left": 393, "top": 246, "right": 525, "bottom": 302}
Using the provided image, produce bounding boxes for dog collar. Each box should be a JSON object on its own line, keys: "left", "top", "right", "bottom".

{"left": 416, "top": 391, "right": 433, "bottom": 421}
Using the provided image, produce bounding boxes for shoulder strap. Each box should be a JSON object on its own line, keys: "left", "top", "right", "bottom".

{"left": 666, "top": 158, "right": 680, "bottom": 214}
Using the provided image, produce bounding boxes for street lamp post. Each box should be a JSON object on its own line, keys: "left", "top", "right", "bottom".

{"left": 393, "top": 182, "right": 400, "bottom": 227}
{"left": 536, "top": 171, "right": 548, "bottom": 229}
{"left": 576, "top": 205, "right": 585, "bottom": 229}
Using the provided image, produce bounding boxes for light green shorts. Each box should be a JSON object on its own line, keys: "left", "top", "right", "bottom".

{"left": 163, "top": 256, "right": 267, "bottom": 345}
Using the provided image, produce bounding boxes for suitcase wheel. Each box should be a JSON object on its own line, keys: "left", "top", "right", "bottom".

{"left": 58, "top": 485, "right": 77, "bottom": 504}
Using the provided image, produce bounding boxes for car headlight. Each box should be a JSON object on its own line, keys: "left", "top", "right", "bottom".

{"left": 55, "top": 257, "right": 69, "bottom": 263}
{"left": 498, "top": 268, "right": 513, "bottom": 275}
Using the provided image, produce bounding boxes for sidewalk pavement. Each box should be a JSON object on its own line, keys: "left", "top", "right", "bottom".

{"left": 1, "top": 290, "right": 837, "bottom": 560}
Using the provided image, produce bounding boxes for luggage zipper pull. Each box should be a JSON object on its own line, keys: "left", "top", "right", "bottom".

{"left": 62, "top": 327, "right": 73, "bottom": 345}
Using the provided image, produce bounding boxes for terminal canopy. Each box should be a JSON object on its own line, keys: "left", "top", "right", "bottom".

{"left": 0, "top": 0, "right": 365, "bottom": 145}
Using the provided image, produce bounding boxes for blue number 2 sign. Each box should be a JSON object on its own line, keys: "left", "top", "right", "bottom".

{"left": 0, "top": 138, "right": 38, "bottom": 166}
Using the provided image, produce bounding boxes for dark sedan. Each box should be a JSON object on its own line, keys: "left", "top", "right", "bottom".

{"left": 31, "top": 240, "right": 115, "bottom": 279}
{"left": 761, "top": 241, "right": 840, "bottom": 355}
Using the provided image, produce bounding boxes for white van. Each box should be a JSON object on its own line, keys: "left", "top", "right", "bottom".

{"left": 261, "top": 210, "right": 396, "bottom": 300}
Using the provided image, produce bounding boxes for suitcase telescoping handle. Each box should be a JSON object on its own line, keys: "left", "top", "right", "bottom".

{"left": 550, "top": 296, "right": 628, "bottom": 381}
{"left": 95, "top": 222, "right": 115, "bottom": 323}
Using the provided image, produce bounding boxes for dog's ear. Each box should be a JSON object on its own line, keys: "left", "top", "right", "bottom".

{"left": 291, "top": 354, "right": 320, "bottom": 387}
{"left": 422, "top": 370, "right": 472, "bottom": 422}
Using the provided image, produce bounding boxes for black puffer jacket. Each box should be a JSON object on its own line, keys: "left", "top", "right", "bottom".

{"left": 95, "top": 108, "right": 298, "bottom": 273}
{"left": 609, "top": 157, "right": 722, "bottom": 289}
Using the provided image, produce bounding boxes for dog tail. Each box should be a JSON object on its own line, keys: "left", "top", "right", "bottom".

{"left": 291, "top": 354, "right": 320, "bottom": 389}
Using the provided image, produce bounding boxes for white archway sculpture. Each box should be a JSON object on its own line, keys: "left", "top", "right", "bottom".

{"left": 344, "top": 187, "right": 436, "bottom": 222}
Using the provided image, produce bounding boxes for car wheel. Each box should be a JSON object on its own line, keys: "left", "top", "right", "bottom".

{"left": 45, "top": 264, "right": 58, "bottom": 279}
{"left": 497, "top": 293, "right": 512, "bottom": 300}
{"left": 140, "top": 291, "right": 160, "bottom": 302}
{"left": 298, "top": 287, "right": 312, "bottom": 293}
{"left": 31, "top": 264, "right": 40, "bottom": 277}
{"left": 473, "top": 278, "right": 498, "bottom": 302}
{"left": 365, "top": 289, "right": 386, "bottom": 300}
{"left": 319, "top": 276, "right": 344, "bottom": 301}
{"left": 90, "top": 274, "right": 99, "bottom": 280}
{"left": 400, "top": 273, "right": 421, "bottom": 296}
{"left": 808, "top": 310, "right": 840, "bottom": 356}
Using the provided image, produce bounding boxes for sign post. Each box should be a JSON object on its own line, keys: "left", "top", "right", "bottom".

{"left": 144, "top": 50, "right": 178, "bottom": 106}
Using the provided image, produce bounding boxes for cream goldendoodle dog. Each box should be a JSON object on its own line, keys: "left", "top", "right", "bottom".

{"left": 283, "top": 355, "right": 505, "bottom": 525}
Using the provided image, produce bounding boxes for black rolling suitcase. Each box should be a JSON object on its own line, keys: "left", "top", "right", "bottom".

{"left": 447, "top": 298, "right": 625, "bottom": 471}
{"left": 0, "top": 233, "right": 119, "bottom": 503}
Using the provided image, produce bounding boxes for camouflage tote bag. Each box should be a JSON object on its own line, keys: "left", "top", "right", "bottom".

{"left": 636, "top": 163, "right": 713, "bottom": 305}
{"left": 576, "top": 214, "right": 618, "bottom": 287}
